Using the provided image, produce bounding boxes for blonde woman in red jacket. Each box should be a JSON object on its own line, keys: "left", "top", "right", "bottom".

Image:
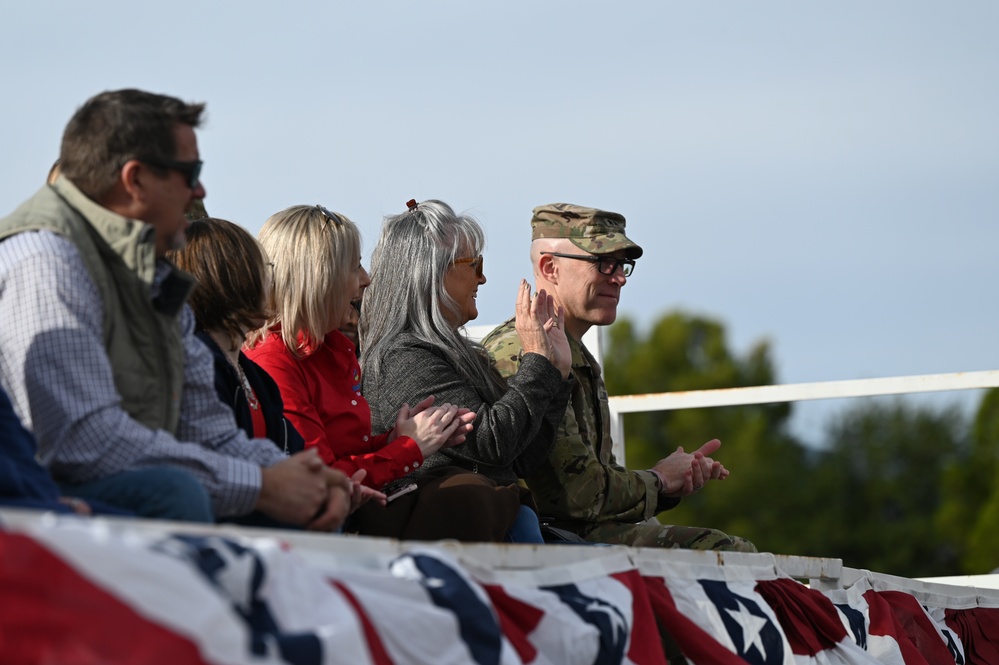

{"left": 245, "top": 205, "right": 475, "bottom": 491}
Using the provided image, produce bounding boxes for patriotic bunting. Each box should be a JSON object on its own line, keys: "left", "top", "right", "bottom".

{"left": 2, "top": 514, "right": 999, "bottom": 664}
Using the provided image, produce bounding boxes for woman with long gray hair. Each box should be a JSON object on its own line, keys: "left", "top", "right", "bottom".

{"left": 360, "top": 199, "right": 573, "bottom": 541}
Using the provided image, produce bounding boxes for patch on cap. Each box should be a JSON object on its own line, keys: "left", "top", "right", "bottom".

{"left": 530, "top": 202, "right": 643, "bottom": 259}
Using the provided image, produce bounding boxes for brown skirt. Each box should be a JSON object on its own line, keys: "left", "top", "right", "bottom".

{"left": 349, "top": 466, "right": 532, "bottom": 542}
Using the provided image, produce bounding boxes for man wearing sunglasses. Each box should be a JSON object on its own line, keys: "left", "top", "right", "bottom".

{"left": 0, "top": 89, "right": 353, "bottom": 531}
{"left": 484, "top": 203, "right": 755, "bottom": 551}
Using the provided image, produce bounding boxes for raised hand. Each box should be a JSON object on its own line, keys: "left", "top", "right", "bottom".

{"left": 514, "top": 280, "right": 571, "bottom": 379}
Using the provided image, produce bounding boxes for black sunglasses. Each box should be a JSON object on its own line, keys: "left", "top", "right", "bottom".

{"left": 140, "top": 157, "right": 203, "bottom": 190}
{"left": 541, "top": 252, "right": 635, "bottom": 277}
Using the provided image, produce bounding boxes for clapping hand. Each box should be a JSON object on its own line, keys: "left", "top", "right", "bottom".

{"left": 393, "top": 396, "right": 477, "bottom": 457}
{"left": 514, "top": 279, "right": 571, "bottom": 379}
{"left": 653, "top": 439, "right": 730, "bottom": 498}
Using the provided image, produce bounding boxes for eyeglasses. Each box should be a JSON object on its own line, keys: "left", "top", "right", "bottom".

{"left": 315, "top": 205, "right": 343, "bottom": 227}
{"left": 139, "top": 158, "right": 203, "bottom": 190}
{"left": 453, "top": 254, "right": 484, "bottom": 278}
{"left": 541, "top": 252, "right": 635, "bottom": 277}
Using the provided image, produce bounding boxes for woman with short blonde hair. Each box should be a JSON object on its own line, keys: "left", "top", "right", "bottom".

{"left": 245, "top": 204, "right": 475, "bottom": 493}
{"left": 247, "top": 205, "right": 359, "bottom": 355}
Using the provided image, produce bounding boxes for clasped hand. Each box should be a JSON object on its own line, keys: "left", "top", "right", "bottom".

{"left": 652, "top": 438, "right": 730, "bottom": 498}
{"left": 258, "top": 449, "right": 354, "bottom": 531}
{"left": 514, "top": 279, "right": 571, "bottom": 379}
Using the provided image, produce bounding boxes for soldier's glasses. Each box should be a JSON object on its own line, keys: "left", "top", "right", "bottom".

{"left": 453, "top": 255, "right": 484, "bottom": 278}
{"left": 542, "top": 252, "right": 635, "bottom": 277}
{"left": 139, "top": 158, "right": 203, "bottom": 190}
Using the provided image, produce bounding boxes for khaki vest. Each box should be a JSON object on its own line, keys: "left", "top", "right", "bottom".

{"left": 0, "top": 178, "right": 195, "bottom": 434}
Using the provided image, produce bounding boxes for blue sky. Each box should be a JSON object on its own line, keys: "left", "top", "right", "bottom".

{"left": 2, "top": 1, "right": 997, "bottom": 444}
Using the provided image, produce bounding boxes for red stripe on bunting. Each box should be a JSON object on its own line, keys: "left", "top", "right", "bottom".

{"left": 330, "top": 580, "right": 395, "bottom": 665}
{"left": 864, "top": 589, "right": 936, "bottom": 665}
{"left": 0, "top": 531, "right": 209, "bottom": 665}
{"left": 755, "top": 578, "right": 845, "bottom": 655}
{"left": 946, "top": 606, "right": 999, "bottom": 663}
{"left": 482, "top": 584, "right": 542, "bottom": 663}
{"left": 642, "top": 575, "right": 750, "bottom": 665}
{"left": 610, "top": 570, "right": 668, "bottom": 665}
{"left": 872, "top": 591, "right": 957, "bottom": 665}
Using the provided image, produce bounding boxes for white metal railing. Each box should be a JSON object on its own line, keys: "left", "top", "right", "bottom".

{"left": 465, "top": 322, "right": 999, "bottom": 470}
{"left": 607, "top": 368, "right": 999, "bottom": 464}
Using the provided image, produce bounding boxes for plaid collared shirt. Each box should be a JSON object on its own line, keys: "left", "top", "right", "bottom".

{"left": 0, "top": 230, "right": 285, "bottom": 517}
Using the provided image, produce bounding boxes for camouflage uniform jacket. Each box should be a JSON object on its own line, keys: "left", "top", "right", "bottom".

{"left": 483, "top": 319, "right": 679, "bottom": 535}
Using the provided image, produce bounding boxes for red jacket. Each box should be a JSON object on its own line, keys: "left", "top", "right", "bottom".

{"left": 246, "top": 328, "right": 423, "bottom": 488}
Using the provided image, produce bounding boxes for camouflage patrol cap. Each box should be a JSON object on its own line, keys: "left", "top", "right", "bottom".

{"left": 531, "top": 203, "right": 643, "bottom": 259}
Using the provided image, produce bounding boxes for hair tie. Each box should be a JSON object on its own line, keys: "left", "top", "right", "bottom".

{"left": 406, "top": 199, "right": 418, "bottom": 211}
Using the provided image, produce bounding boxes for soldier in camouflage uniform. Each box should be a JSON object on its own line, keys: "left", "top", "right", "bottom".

{"left": 482, "top": 203, "right": 756, "bottom": 552}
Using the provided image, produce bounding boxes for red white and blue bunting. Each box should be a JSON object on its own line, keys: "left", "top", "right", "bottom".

{"left": 2, "top": 514, "right": 998, "bottom": 664}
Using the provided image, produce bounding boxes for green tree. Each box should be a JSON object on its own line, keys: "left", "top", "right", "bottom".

{"left": 947, "top": 388, "right": 999, "bottom": 572}
{"left": 809, "top": 401, "right": 968, "bottom": 577}
{"left": 602, "top": 311, "right": 977, "bottom": 576}
{"left": 603, "top": 312, "right": 814, "bottom": 555}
